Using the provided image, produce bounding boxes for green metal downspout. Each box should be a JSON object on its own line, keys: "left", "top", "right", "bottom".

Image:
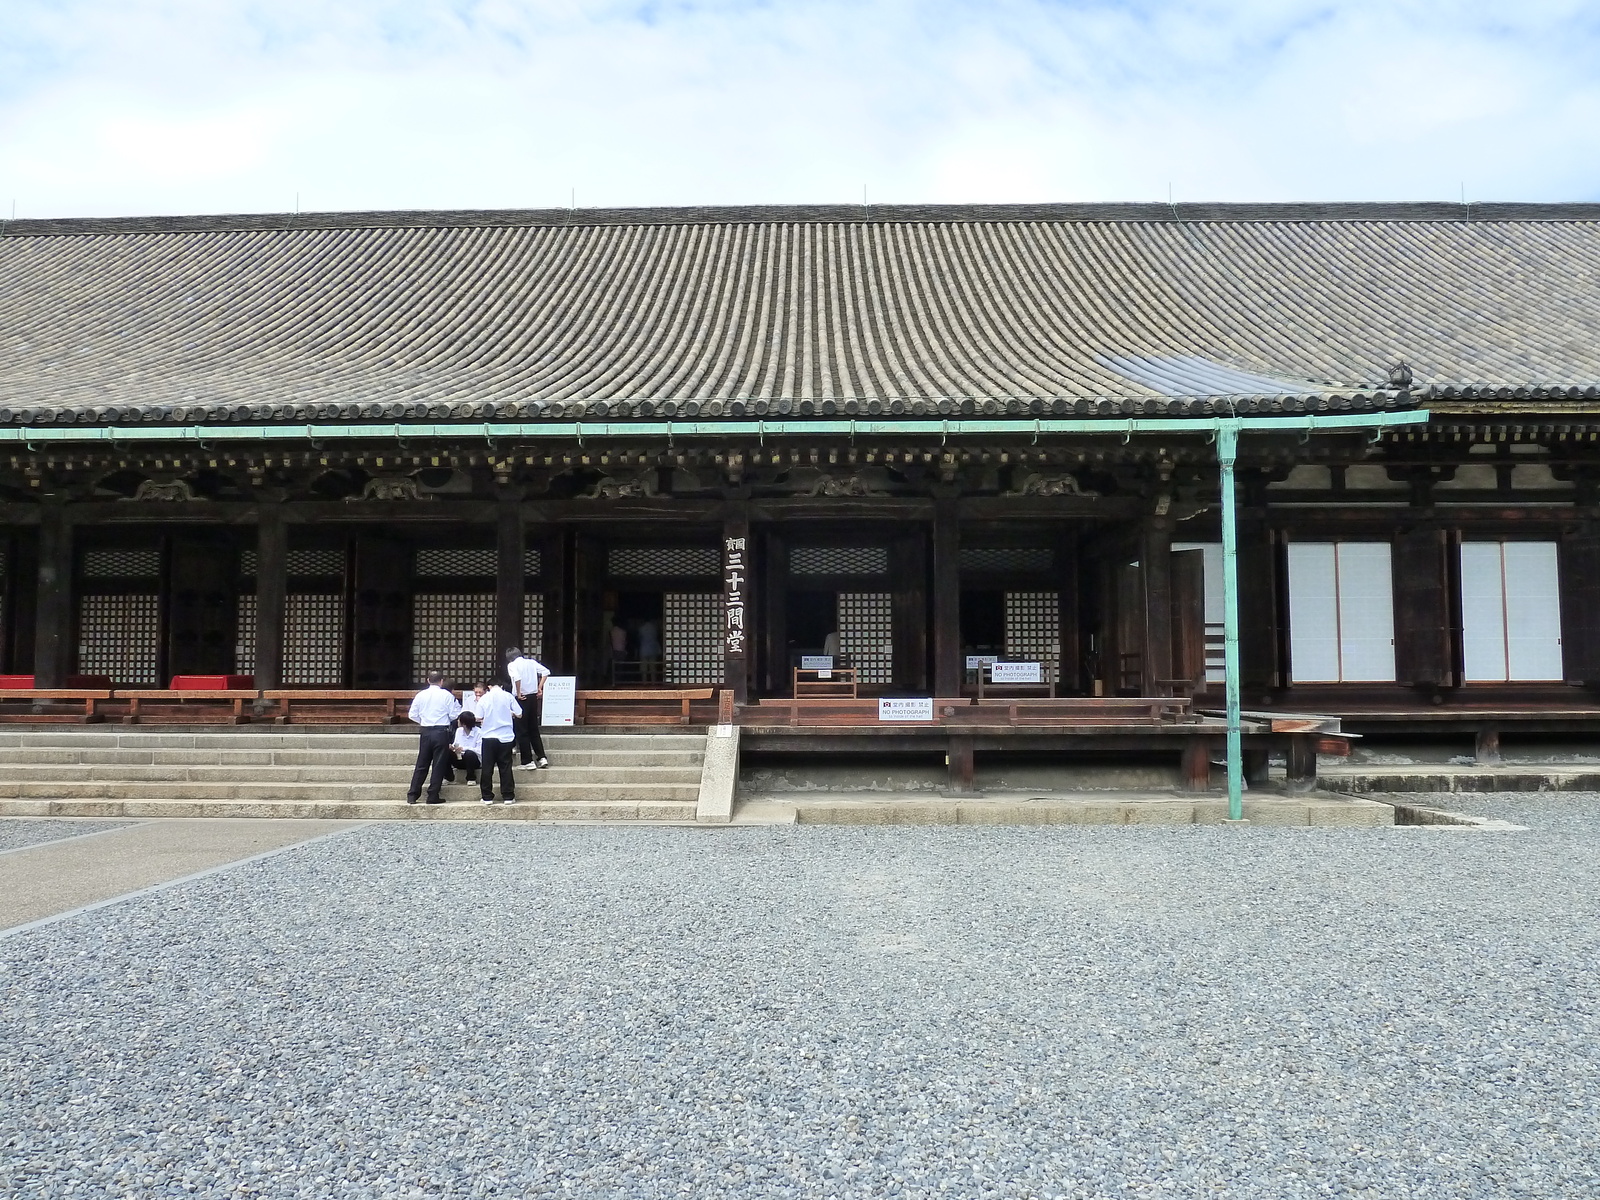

{"left": 0, "top": 406, "right": 1430, "bottom": 807}
{"left": 1217, "top": 422, "right": 1245, "bottom": 820}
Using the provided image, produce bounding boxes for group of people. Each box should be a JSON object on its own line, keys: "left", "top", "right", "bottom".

{"left": 406, "top": 647, "right": 552, "bottom": 806}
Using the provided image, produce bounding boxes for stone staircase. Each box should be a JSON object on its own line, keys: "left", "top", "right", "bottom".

{"left": 0, "top": 730, "right": 708, "bottom": 821}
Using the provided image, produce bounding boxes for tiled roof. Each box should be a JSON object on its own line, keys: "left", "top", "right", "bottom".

{"left": 3, "top": 202, "right": 1599, "bottom": 426}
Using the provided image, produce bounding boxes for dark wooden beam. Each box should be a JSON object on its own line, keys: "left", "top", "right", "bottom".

{"left": 931, "top": 497, "right": 961, "bottom": 697}
{"left": 495, "top": 493, "right": 524, "bottom": 658}
{"left": 1139, "top": 517, "right": 1173, "bottom": 694}
{"left": 33, "top": 496, "right": 71, "bottom": 687}
{"left": 254, "top": 504, "right": 286, "bottom": 690}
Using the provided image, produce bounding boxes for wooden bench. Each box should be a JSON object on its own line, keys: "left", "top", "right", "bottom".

{"left": 115, "top": 689, "right": 261, "bottom": 724}
{"left": 792, "top": 667, "right": 858, "bottom": 699}
{"left": 576, "top": 688, "right": 716, "bottom": 726}
{"left": 966, "top": 696, "right": 1193, "bottom": 726}
{"left": 262, "top": 690, "right": 421, "bottom": 725}
{"left": 0, "top": 689, "right": 111, "bottom": 724}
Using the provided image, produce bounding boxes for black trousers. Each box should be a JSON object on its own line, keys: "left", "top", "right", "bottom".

{"left": 514, "top": 693, "right": 547, "bottom": 765}
{"left": 447, "top": 749, "right": 481, "bottom": 782}
{"left": 480, "top": 737, "right": 516, "bottom": 801}
{"left": 408, "top": 726, "right": 453, "bottom": 802}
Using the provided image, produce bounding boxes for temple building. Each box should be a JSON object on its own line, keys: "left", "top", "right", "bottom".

{"left": 1, "top": 201, "right": 1598, "bottom": 737}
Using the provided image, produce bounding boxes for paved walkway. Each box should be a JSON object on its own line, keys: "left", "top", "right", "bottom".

{"left": 0, "top": 818, "right": 356, "bottom": 932}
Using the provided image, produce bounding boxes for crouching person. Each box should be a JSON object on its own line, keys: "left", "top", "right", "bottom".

{"left": 450, "top": 711, "right": 483, "bottom": 785}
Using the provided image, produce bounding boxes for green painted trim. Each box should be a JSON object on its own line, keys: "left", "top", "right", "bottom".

{"left": 0, "top": 410, "right": 1430, "bottom": 445}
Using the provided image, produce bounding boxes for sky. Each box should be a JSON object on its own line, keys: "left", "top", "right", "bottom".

{"left": 3, "top": 0, "right": 1599, "bottom": 218}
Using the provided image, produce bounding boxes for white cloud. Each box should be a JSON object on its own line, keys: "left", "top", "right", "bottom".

{"left": 2, "top": 0, "right": 1598, "bottom": 217}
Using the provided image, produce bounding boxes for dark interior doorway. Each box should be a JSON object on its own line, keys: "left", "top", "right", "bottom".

{"left": 960, "top": 590, "right": 1006, "bottom": 656}
{"left": 786, "top": 590, "right": 835, "bottom": 657}
{"left": 608, "top": 591, "right": 664, "bottom": 683}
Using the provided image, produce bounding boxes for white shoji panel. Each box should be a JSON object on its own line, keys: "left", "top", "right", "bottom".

{"left": 838, "top": 592, "right": 893, "bottom": 684}
{"left": 1173, "top": 543, "right": 1225, "bottom": 684}
{"left": 663, "top": 592, "right": 723, "bottom": 684}
{"left": 523, "top": 593, "right": 545, "bottom": 662}
{"left": 413, "top": 593, "right": 497, "bottom": 687}
{"left": 609, "top": 545, "right": 720, "bottom": 577}
{"left": 416, "top": 548, "right": 496, "bottom": 577}
{"left": 284, "top": 594, "right": 344, "bottom": 685}
{"left": 524, "top": 549, "right": 542, "bottom": 577}
{"left": 236, "top": 594, "right": 257, "bottom": 676}
{"left": 82, "top": 549, "right": 160, "bottom": 579}
{"left": 1287, "top": 543, "right": 1395, "bottom": 683}
{"left": 1004, "top": 593, "right": 1060, "bottom": 679}
{"left": 961, "top": 547, "right": 1054, "bottom": 573}
{"left": 791, "top": 546, "right": 888, "bottom": 576}
{"left": 286, "top": 548, "right": 345, "bottom": 576}
{"left": 77, "top": 594, "right": 159, "bottom": 683}
{"left": 1461, "top": 542, "right": 1564, "bottom": 682}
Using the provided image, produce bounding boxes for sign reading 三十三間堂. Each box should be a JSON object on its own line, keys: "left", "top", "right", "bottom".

{"left": 724, "top": 536, "right": 747, "bottom": 658}
{"left": 990, "top": 661, "right": 1042, "bottom": 684}
{"left": 878, "top": 697, "right": 934, "bottom": 722}
{"left": 541, "top": 676, "right": 577, "bottom": 726}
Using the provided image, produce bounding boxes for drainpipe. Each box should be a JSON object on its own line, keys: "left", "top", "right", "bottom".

{"left": 1217, "top": 421, "right": 1245, "bottom": 820}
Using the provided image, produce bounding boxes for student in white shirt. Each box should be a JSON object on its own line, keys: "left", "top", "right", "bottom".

{"left": 460, "top": 681, "right": 487, "bottom": 721}
{"left": 447, "top": 711, "right": 483, "bottom": 786}
{"left": 406, "top": 670, "right": 462, "bottom": 805}
{"left": 474, "top": 682, "right": 523, "bottom": 804}
{"left": 503, "top": 647, "right": 552, "bottom": 771}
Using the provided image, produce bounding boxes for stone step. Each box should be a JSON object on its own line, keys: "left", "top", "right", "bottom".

{"left": 0, "top": 797, "right": 700, "bottom": 822}
{"left": 0, "top": 764, "right": 705, "bottom": 785}
{"left": 0, "top": 780, "right": 701, "bottom": 803}
{"left": 0, "top": 748, "right": 705, "bottom": 769}
{"left": 0, "top": 731, "right": 706, "bottom": 751}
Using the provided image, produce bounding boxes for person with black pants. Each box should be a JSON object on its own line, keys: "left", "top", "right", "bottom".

{"left": 406, "top": 670, "right": 462, "bottom": 805}
{"left": 474, "top": 681, "right": 523, "bottom": 805}
{"left": 447, "top": 711, "right": 483, "bottom": 785}
{"left": 504, "top": 647, "right": 552, "bottom": 771}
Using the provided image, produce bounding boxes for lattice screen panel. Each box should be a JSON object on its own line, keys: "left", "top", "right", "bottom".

{"left": 838, "top": 592, "right": 894, "bottom": 684}
{"left": 792, "top": 546, "right": 888, "bottom": 576}
{"left": 284, "top": 594, "right": 344, "bottom": 685}
{"left": 416, "top": 548, "right": 496, "bottom": 577}
{"left": 413, "top": 593, "right": 497, "bottom": 686}
{"left": 524, "top": 549, "right": 542, "bottom": 578}
{"left": 287, "top": 548, "right": 345, "bottom": 577}
{"left": 962, "top": 547, "right": 1054, "bottom": 574}
{"left": 609, "top": 546, "right": 720, "bottom": 577}
{"left": 77, "top": 594, "right": 159, "bottom": 683}
{"left": 523, "top": 593, "right": 545, "bottom": 661}
{"left": 240, "top": 550, "right": 257, "bottom": 578}
{"left": 236, "top": 594, "right": 257, "bottom": 676}
{"left": 82, "top": 549, "right": 160, "bottom": 579}
{"left": 663, "top": 592, "right": 724, "bottom": 684}
{"left": 1005, "top": 593, "right": 1061, "bottom": 677}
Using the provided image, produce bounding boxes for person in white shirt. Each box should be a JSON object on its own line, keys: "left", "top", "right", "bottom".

{"left": 503, "top": 647, "right": 552, "bottom": 771}
{"left": 406, "top": 670, "right": 462, "bottom": 805}
{"left": 446, "top": 711, "right": 483, "bottom": 786}
{"left": 461, "top": 681, "right": 487, "bottom": 720}
{"left": 474, "top": 681, "right": 523, "bottom": 804}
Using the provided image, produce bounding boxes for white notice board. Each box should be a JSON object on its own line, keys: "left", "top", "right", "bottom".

{"left": 878, "top": 697, "right": 934, "bottom": 722}
{"left": 965, "top": 655, "right": 998, "bottom": 670}
{"left": 542, "top": 676, "right": 577, "bottom": 727}
{"left": 800, "top": 655, "right": 834, "bottom": 670}
{"left": 990, "top": 661, "right": 1042, "bottom": 684}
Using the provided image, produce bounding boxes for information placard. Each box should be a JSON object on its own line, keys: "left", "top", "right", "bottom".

{"left": 878, "top": 697, "right": 934, "bottom": 722}
{"left": 541, "top": 676, "right": 577, "bottom": 727}
{"left": 991, "top": 661, "right": 1042, "bottom": 684}
{"left": 965, "top": 655, "right": 998, "bottom": 670}
{"left": 800, "top": 655, "right": 834, "bottom": 670}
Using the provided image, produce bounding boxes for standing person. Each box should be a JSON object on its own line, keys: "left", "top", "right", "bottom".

{"left": 449, "top": 711, "right": 483, "bottom": 785}
{"left": 504, "top": 646, "right": 552, "bottom": 771}
{"left": 638, "top": 618, "right": 662, "bottom": 682}
{"left": 406, "top": 670, "right": 461, "bottom": 805}
{"left": 475, "top": 680, "right": 522, "bottom": 805}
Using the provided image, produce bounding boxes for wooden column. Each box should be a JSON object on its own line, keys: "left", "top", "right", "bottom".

{"left": 947, "top": 734, "right": 976, "bottom": 794}
{"left": 1285, "top": 734, "right": 1318, "bottom": 792}
{"left": 762, "top": 530, "right": 788, "bottom": 696}
{"left": 723, "top": 507, "right": 751, "bottom": 704}
{"left": 33, "top": 497, "right": 72, "bottom": 688}
{"left": 254, "top": 505, "right": 287, "bottom": 692}
{"left": 891, "top": 533, "right": 927, "bottom": 692}
{"left": 1393, "top": 524, "right": 1451, "bottom": 690}
{"left": 495, "top": 494, "right": 524, "bottom": 658}
{"left": 1559, "top": 526, "right": 1600, "bottom": 686}
{"left": 1140, "top": 517, "right": 1173, "bottom": 695}
{"left": 1237, "top": 498, "right": 1281, "bottom": 702}
{"left": 547, "top": 531, "right": 572, "bottom": 673}
{"left": 932, "top": 497, "right": 961, "bottom": 697}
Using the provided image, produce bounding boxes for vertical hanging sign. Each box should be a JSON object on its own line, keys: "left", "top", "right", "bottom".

{"left": 723, "top": 535, "right": 747, "bottom": 659}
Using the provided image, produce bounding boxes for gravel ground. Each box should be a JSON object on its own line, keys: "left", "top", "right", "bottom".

{"left": 1, "top": 801, "right": 1597, "bottom": 1199}
{"left": 0, "top": 818, "right": 132, "bottom": 854}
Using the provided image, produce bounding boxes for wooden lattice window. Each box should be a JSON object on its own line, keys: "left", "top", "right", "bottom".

{"left": 1004, "top": 592, "right": 1060, "bottom": 667}
{"left": 286, "top": 549, "right": 345, "bottom": 577}
{"left": 961, "top": 547, "right": 1054, "bottom": 573}
{"left": 284, "top": 594, "right": 344, "bottom": 684}
{"left": 838, "top": 592, "right": 893, "bottom": 684}
{"left": 416, "top": 548, "right": 496, "bottom": 577}
{"left": 78, "top": 594, "right": 159, "bottom": 683}
{"left": 523, "top": 594, "right": 544, "bottom": 662}
{"left": 663, "top": 592, "right": 724, "bottom": 684}
{"left": 236, "top": 594, "right": 257, "bottom": 675}
{"left": 792, "top": 546, "right": 887, "bottom": 576}
{"left": 524, "top": 549, "right": 542, "bottom": 578}
{"left": 412, "top": 593, "right": 497, "bottom": 686}
{"left": 608, "top": 546, "right": 719, "bottom": 577}
{"left": 81, "top": 549, "right": 160, "bottom": 579}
